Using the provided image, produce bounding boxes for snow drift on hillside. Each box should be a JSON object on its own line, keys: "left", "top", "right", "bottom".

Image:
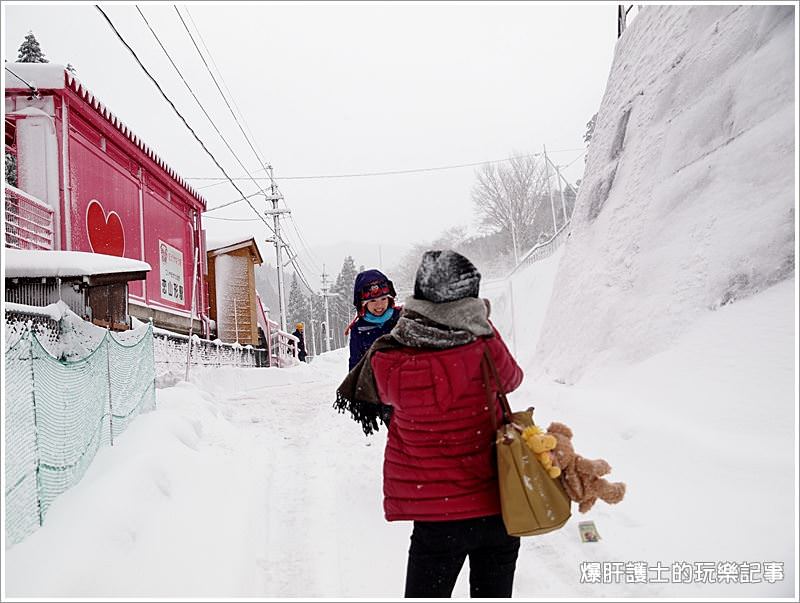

{"left": 535, "top": 5, "right": 795, "bottom": 383}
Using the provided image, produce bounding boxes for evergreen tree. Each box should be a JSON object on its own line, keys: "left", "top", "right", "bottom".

{"left": 287, "top": 273, "right": 308, "bottom": 330}
{"left": 17, "top": 31, "right": 48, "bottom": 63}
{"left": 583, "top": 112, "right": 598, "bottom": 144}
{"left": 308, "top": 292, "right": 325, "bottom": 355}
{"left": 331, "top": 256, "right": 359, "bottom": 349}
{"left": 332, "top": 255, "right": 359, "bottom": 300}
{"left": 5, "top": 153, "right": 17, "bottom": 187}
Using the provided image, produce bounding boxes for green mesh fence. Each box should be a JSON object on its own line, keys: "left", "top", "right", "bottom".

{"left": 4, "top": 336, "right": 40, "bottom": 544}
{"left": 4, "top": 321, "right": 155, "bottom": 548}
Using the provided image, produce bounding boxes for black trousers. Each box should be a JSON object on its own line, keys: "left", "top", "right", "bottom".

{"left": 404, "top": 514, "right": 520, "bottom": 598}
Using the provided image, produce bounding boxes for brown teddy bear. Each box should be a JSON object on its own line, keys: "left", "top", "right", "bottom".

{"left": 547, "top": 421, "right": 626, "bottom": 513}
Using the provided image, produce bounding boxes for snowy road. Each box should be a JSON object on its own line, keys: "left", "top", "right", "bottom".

{"left": 6, "top": 278, "right": 794, "bottom": 598}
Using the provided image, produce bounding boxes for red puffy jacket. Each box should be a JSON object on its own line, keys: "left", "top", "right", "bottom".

{"left": 371, "top": 328, "right": 523, "bottom": 521}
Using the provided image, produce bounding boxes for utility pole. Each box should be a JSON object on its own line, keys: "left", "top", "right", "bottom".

{"left": 263, "top": 165, "right": 291, "bottom": 333}
{"left": 321, "top": 265, "right": 332, "bottom": 352}
{"left": 308, "top": 292, "right": 317, "bottom": 357}
{"left": 509, "top": 216, "right": 520, "bottom": 266}
{"left": 555, "top": 163, "right": 568, "bottom": 224}
{"left": 543, "top": 145, "right": 558, "bottom": 235}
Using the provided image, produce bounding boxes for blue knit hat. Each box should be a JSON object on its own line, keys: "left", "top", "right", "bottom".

{"left": 353, "top": 269, "right": 396, "bottom": 310}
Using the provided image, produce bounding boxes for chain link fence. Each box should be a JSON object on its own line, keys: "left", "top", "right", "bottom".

{"left": 4, "top": 309, "right": 155, "bottom": 548}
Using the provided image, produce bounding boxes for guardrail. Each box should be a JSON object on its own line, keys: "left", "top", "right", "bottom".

{"left": 508, "top": 221, "right": 572, "bottom": 277}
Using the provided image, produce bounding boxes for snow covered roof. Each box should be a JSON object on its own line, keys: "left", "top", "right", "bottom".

{"left": 4, "top": 249, "right": 151, "bottom": 279}
{"left": 207, "top": 236, "right": 264, "bottom": 264}
{"left": 4, "top": 63, "right": 207, "bottom": 209}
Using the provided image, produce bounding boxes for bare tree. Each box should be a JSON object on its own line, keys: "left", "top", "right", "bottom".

{"left": 471, "top": 154, "right": 550, "bottom": 261}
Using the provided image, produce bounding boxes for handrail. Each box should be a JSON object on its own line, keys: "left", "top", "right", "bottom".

{"left": 507, "top": 219, "right": 571, "bottom": 277}
{"left": 5, "top": 186, "right": 55, "bottom": 251}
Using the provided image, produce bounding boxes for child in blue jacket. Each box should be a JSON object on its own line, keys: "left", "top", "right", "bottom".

{"left": 346, "top": 269, "right": 400, "bottom": 371}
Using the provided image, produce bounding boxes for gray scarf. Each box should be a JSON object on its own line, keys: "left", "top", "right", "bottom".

{"left": 391, "top": 296, "right": 493, "bottom": 348}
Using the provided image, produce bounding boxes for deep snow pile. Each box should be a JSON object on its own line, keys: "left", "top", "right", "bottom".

{"left": 3, "top": 276, "right": 795, "bottom": 597}
{"left": 535, "top": 5, "right": 795, "bottom": 384}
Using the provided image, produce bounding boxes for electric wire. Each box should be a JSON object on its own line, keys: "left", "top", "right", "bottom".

{"left": 136, "top": 6, "right": 272, "bottom": 209}
{"left": 187, "top": 148, "right": 586, "bottom": 190}
{"left": 4, "top": 66, "right": 38, "bottom": 93}
{"left": 174, "top": 5, "right": 316, "bottom": 290}
{"left": 95, "top": 5, "right": 279, "bottom": 243}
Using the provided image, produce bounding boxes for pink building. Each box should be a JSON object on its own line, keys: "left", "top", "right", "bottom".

{"left": 5, "top": 63, "right": 209, "bottom": 334}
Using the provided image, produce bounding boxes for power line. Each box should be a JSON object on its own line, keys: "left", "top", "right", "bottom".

{"left": 173, "top": 5, "right": 269, "bottom": 180}
{"left": 203, "top": 191, "right": 264, "bottom": 213}
{"left": 175, "top": 5, "right": 316, "bottom": 293}
{"left": 204, "top": 215, "right": 261, "bottom": 222}
{"left": 187, "top": 149, "right": 587, "bottom": 188}
{"left": 4, "top": 66, "right": 38, "bottom": 94}
{"left": 184, "top": 7, "right": 269, "bottom": 169}
{"left": 560, "top": 150, "right": 586, "bottom": 170}
{"left": 95, "top": 5, "right": 278, "bottom": 241}
{"left": 136, "top": 6, "right": 270, "bottom": 205}
{"left": 288, "top": 217, "right": 323, "bottom": 274}
{"left": 106, "top": 3, "right": 313, "bottom": 295}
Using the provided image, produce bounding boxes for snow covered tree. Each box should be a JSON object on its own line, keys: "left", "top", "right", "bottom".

{"left": 5, "top": 153, "right": 17, "bottom": 187}
{"left": 583, "top": 112, "right": 598, "bottom": 145}
{"left": 332, "top": 256, "right": 359, "bottom": 300}
{"left": 583, "top": 112, "right": 598, "bottom": 165}
{"left": 330, "top": 256, "right": 359, "bottom": 350}
{"left": 17, "top": 31, "right": 48, "bottom": 63}
{"left": 471, "top": 153, "right": 550, "bottom": 259}
{"left": 287, "top": 273, "right": 309, "bottom": 330}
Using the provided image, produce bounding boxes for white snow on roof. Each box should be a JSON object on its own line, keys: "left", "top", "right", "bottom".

{"left": 206, "top": 234, "right": 267, "bottom": 262}
{"left": 4, "top": 63, "right": 66, "bottom": 89}
{"left": 4, "top": 249, "right": 151, "bottom": 279}
{"left": 5, "top": 63, "right": 208, "bottom": 209}
{"left": 206, "top": 235, "right": 258, "bottom": 252}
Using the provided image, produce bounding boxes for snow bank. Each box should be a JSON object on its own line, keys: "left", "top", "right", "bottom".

{"left": 3, "top": 382, "right": 265, "bottom": 597}
{"left": 510, "top": 276, "right": 795, "bottom": 598}
{"left": 482, "top": 245, "right": 564, "bottom": 366}
{"left": 535, "top": 5, "right": 795, "bottom": 383}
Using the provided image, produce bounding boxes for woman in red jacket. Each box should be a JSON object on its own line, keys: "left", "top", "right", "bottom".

{"left": 336, "top": 250, "right": 523, "bottom": 598}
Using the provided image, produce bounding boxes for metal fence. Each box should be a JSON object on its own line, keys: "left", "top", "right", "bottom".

{"left": 508, "top": 221, "right": 572, "bottom": 276}
{"left": 151, "top": 327, "right": 270, "bottom": 384}
{"left": 4, "top": 185, "right": 55, "bottom": 251}
{"left": 4, "top": 311, "right": 155, "bottom": 547}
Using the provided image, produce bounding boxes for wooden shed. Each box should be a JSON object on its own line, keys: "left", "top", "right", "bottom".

{"left": 206, "top": 237, "right": 263, "bottom": 345}
{"left": 4, "top": 249, "right": 150, "bottom": 331}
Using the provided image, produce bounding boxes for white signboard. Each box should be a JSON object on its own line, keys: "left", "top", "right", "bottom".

{"left": 158, "top": 240, "right": 185, "bottom": 304}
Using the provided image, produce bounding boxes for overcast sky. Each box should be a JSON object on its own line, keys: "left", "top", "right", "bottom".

{"left": 3, "top": 2, "right": 619, "bottom": 282}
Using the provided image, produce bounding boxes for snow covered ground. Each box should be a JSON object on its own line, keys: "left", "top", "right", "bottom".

{"left": 536, "top": 5, "right": 795, "bottom": 385}
{"left": 4, "top": 275, "right": 794, "bottom": 598}
{"left": 3, "top": 5, "right": 796, "bottom": 599}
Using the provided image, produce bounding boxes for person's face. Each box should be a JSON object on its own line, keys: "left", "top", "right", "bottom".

{"left": 365, "top": 297, "right": 389, "bottom": 316}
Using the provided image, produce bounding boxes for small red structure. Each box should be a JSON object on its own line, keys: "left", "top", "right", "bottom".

{"left": 5, "top": 63, "right": 208, "bottom": 335}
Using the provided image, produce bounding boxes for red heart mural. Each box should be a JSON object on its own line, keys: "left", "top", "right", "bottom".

{"left": 86, "top": 199, "right": 125, "bottom": 257}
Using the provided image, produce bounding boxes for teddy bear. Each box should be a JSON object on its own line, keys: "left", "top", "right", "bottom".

{"left": 521, "top": 425, "right": 561, "bottom": 478}
{"left": 546, "top": 421, "right": 626, "bottom": 513}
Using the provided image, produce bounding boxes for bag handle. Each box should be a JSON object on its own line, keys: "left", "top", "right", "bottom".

{"left": 481, "top": 346, "right": 513, "bottom": 425}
